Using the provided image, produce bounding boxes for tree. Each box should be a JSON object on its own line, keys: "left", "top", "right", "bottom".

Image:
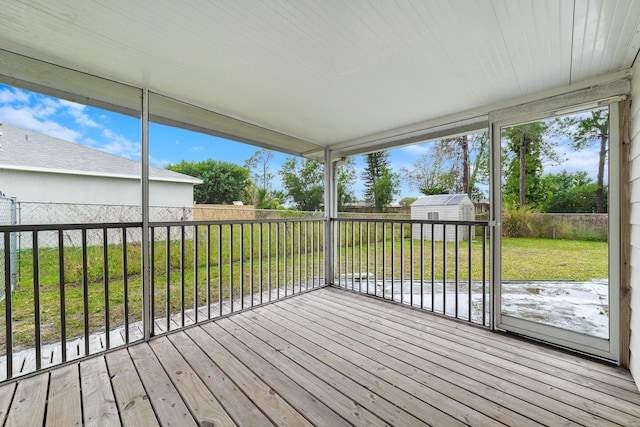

{"left": 502, "top": 122, "right": 559, "bottom": 208}
{"left": 556, "top": 109, "right": 609, "bottom": 213}
{"left": 244, "top": 148, "right": 275, "bottom": 191}
{"left": 362, "top": 151, "right": 399, "bottom": 211}
{"left": 279, "top": 157, "right": 324, "bottom": 211}
{"left": 401, "top": 132, "right": 489, "bottom": 198}
{"left": 541, "top": 170, "right": 604, "bottom": 213}
{"left": 244, "top": 183, "right": 281, "bottom": 209}
{"left": 166, "top": 159, "right": 249, "bottom": 204}
{"left": 336, "top": 158, "right": 356, "bottom": 212}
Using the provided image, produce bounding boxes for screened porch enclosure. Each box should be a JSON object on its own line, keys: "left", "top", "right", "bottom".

{"left": 0, "top": 0, "right": 639, "bottom": 424}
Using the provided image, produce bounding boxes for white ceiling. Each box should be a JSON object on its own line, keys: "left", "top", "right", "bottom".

{"left": 1, "top": 0, "right": 640, "bottom": 157}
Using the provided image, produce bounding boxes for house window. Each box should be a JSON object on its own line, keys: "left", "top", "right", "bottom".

{"left": 427, "top": 211, "right": 439, "bottom": 220}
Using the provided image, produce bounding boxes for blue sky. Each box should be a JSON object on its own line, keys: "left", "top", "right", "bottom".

{"left": 0, "top": 83, "right": 603, "bottom": 203}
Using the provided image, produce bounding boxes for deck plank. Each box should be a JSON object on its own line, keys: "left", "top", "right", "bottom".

{"left": 184, "top": 327, "right": 312, "bottom": 427}
{"left": 298, "top": 290, "right": 637, "bottom": 426}
{"left": 148, "top": 337, "right": 236, "bottom": 427}
{"left": 166, "top": 331, "right": 273, "bottom": 426}
{"left": 0, "top": 381, "right": 15, "bottom": 425}
{"left": 105, "top": 349, "right": 158, "bottom": 427}
{"left": 328, "top": 287, "right": 639, "bottom": 392}
{"left": 128, "top": 343, "right": 197, "bottom": 427}
{"left": 201, "top": 321, "right": 350, "bottom": 426}
{"left": 80, "top": 356, "right": 119, "bottom": 426}
{"left": 323, "top": 288, "right": 640, "bottom": 404}
{"left": 220, "top": 316, "right": 419, "bottom": 426}
{"left": 6, "top": 371, "right": 48, "bottom": 426}
{"left": 250, "top": 302, "right": 573, "bottom": 426}
{"left": 46, "top": 364, "right": 82, "bottom": 427}
{"left": 0, "top": 287, "right": 639, "bottom": 426}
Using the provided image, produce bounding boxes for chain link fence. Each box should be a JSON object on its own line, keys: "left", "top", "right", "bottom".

{"left": 0, "top": 196, "right": 17, "bottom": 301}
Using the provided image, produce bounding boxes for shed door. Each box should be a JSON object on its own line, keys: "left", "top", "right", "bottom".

{"left": 490, "top": 102, "right": 620, "bottom": 362}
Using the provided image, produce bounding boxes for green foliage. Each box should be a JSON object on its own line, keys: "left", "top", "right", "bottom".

{"left": 398, "top": 196, "right": 418, "bottom": 207}
{"left": 502, "top": 121, "right": 557, "bottom": 208}
{"left": 555, "top": 108, "right": 609, "bottom": 213}
{"left": 541, "top": 170, "right": 606, "bottom": 213}
{"left": 362, "top": 151, "right": 399, "bottom": 211}
{"left": 244, "top": 148, "right": 275, "bottom": 191}
{"left": 337, "top": 158, "right": 357, "bottom": 212}
{"left": 280, "top": 157, "right": 324, "bottom": 211}
{"left": 166, "top": 159, "right": 249, "bottom": 204}
{"left": 402, "top": 132, "right": 489, "bottom": 199}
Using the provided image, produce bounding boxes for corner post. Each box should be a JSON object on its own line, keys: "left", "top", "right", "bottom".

{"left": 324, "top": 149, "right": 336, "bottom": 285}
{"left": 141, "top": 88, "right": 151, "bottom": 341}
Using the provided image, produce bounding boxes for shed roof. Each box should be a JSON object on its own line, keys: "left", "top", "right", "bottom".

{"left": 412, "top": 194, "right": 471, "bottom": 207}
{"left": 0, "top": 122, "right": 201, "bottom": 184}
{"left": 0, "top": 1, "right": 639, "bottom": 159}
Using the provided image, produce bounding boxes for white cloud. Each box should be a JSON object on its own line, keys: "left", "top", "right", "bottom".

{"left": 398, "top": 143, "right": 433, "bottom": 156}
{"left": 191, "top": 145, "right": 205, "bottom": 151}
{"left": 0, "top": 87, "right": 30, "bottom": 104}
{"left": 544, "top": 146, "right": 604, "bottom": 181}
{"left": 101, "top": 128, "right": 141, "bottom": 160}
{"left": 59, "top": 100, "right": 100, "bottom": 128}
{"left": 0, "top": 105, "right": 82, "bottom": 142}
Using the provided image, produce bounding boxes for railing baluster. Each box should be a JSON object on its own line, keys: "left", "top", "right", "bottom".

{"left": 455, "top": 224, "right": 459, "bottom": 319}
{"left": 166, "top": 226, "right": 171, "bottom": 331}
{"left": 382, "top": 222, "right": 386, "bottom": 299}
{"left": 351, "top": 220, "right": 355, "bottom": 291}
{"left": 194, "top": 225, "right": 199, "bottom": 323}
{"left": 268, "top": 223, "right": 272, "bottom": 302}
{"left": 82, "top": 229, "right": 90, "bottom": 354}
{"left": 33, "top": 231, "right": 42, "bottom": 370}
{"left": 275, "top": 223, "right": 279, "bottom": 300}
{"left": 304, "top": 221, "right": 309, "bottom": 291}
{"left": 420, "top": 223, "right": 424, "bottom": 310}
{"left": 359, "top": 221, "right": 363, "bottom": 294}
{"left": 230, "top": 224, "right": 234, "bottom": 313}
{"left": 207, "top": 225, "right": 211, "bottom": 320}
{"left": 443, "top": 224, "right": 447, "bottom": 316}
{"left": 218, "top": 224, "right": 223, "bottom": 317}
{"left": 366, "top": 221, "right": 370, "bottom": 294}
{"left": 240, "top": 223, "right": 244, "bottom": 310}
{"left": 59, "top": 231, "right": 67, "bottom": 361}
{"left": 297, "top": 220, "right": 301, "bottom": 293}
{"left": 391, "top": 222, "right": 395, "bottom": 301}
{"left": 4, "top": 232, "right": 13, "bottom": 379}
{"left": 180, "top": 226, "right": 185, "bottom": 326}
{"left": 250, "top": 223, "right": 254, "bottom": 306}
{"left": 468, "top": 224, "right": 472, "bottom": 322}
{"left": 103, "top": 228, "right": 110, "bottom": 348}
{"left": 431, "top": 223, "right": 435, "bottom": 312}
{"left": 260, "top": 223, "right": 264, "bottom": 303}
{"left": 374, "top": 222, "right": 378, "bottom": 298}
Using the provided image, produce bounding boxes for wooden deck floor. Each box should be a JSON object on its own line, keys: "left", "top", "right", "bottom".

{"left": 0, "top": 286, "right": 638, "bottom": 426}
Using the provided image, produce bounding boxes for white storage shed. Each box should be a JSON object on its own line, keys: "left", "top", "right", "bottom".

{"left": 411, "top": 194, "right": 475, "bottom": 242}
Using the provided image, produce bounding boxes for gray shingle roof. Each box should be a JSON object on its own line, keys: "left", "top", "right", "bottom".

{"left": 411, "top": 194, "right": 470, "bottom": 207}
{"left": 0, "top": 122, "right": 201, "bottom": 183}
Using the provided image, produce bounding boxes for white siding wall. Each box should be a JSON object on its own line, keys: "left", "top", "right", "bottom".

{"left": 629, "top": 59, "right": 640, "bottom": 384}
{"left": 0, "top": 169, "right": 194, "bottom": 207}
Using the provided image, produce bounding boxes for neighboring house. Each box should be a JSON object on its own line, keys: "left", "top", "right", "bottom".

{"left": 411, "top": 194, "right": 475, "bottom": 241}
{"left": 0, "top": 122, "right": 202, "bottom": 223}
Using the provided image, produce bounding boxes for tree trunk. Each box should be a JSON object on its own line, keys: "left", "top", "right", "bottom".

{"left": 519, "top": 132, "right": 526, "bottom": 207}
{"left": 461, "top": 135, "right": 469, "bottom": 196}
{"left": 596, "top": 134, "right": 607, "bottom": 213}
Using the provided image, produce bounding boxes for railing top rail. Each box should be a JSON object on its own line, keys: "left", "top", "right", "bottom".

{"left": 149, "top": 217, "right": 326, "bottom": 227}
{"left": 0, "top": 222, "right": 144, "bottom": 233}
{"left": 332, "top": 217, "right": 489, "bottom": 226}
